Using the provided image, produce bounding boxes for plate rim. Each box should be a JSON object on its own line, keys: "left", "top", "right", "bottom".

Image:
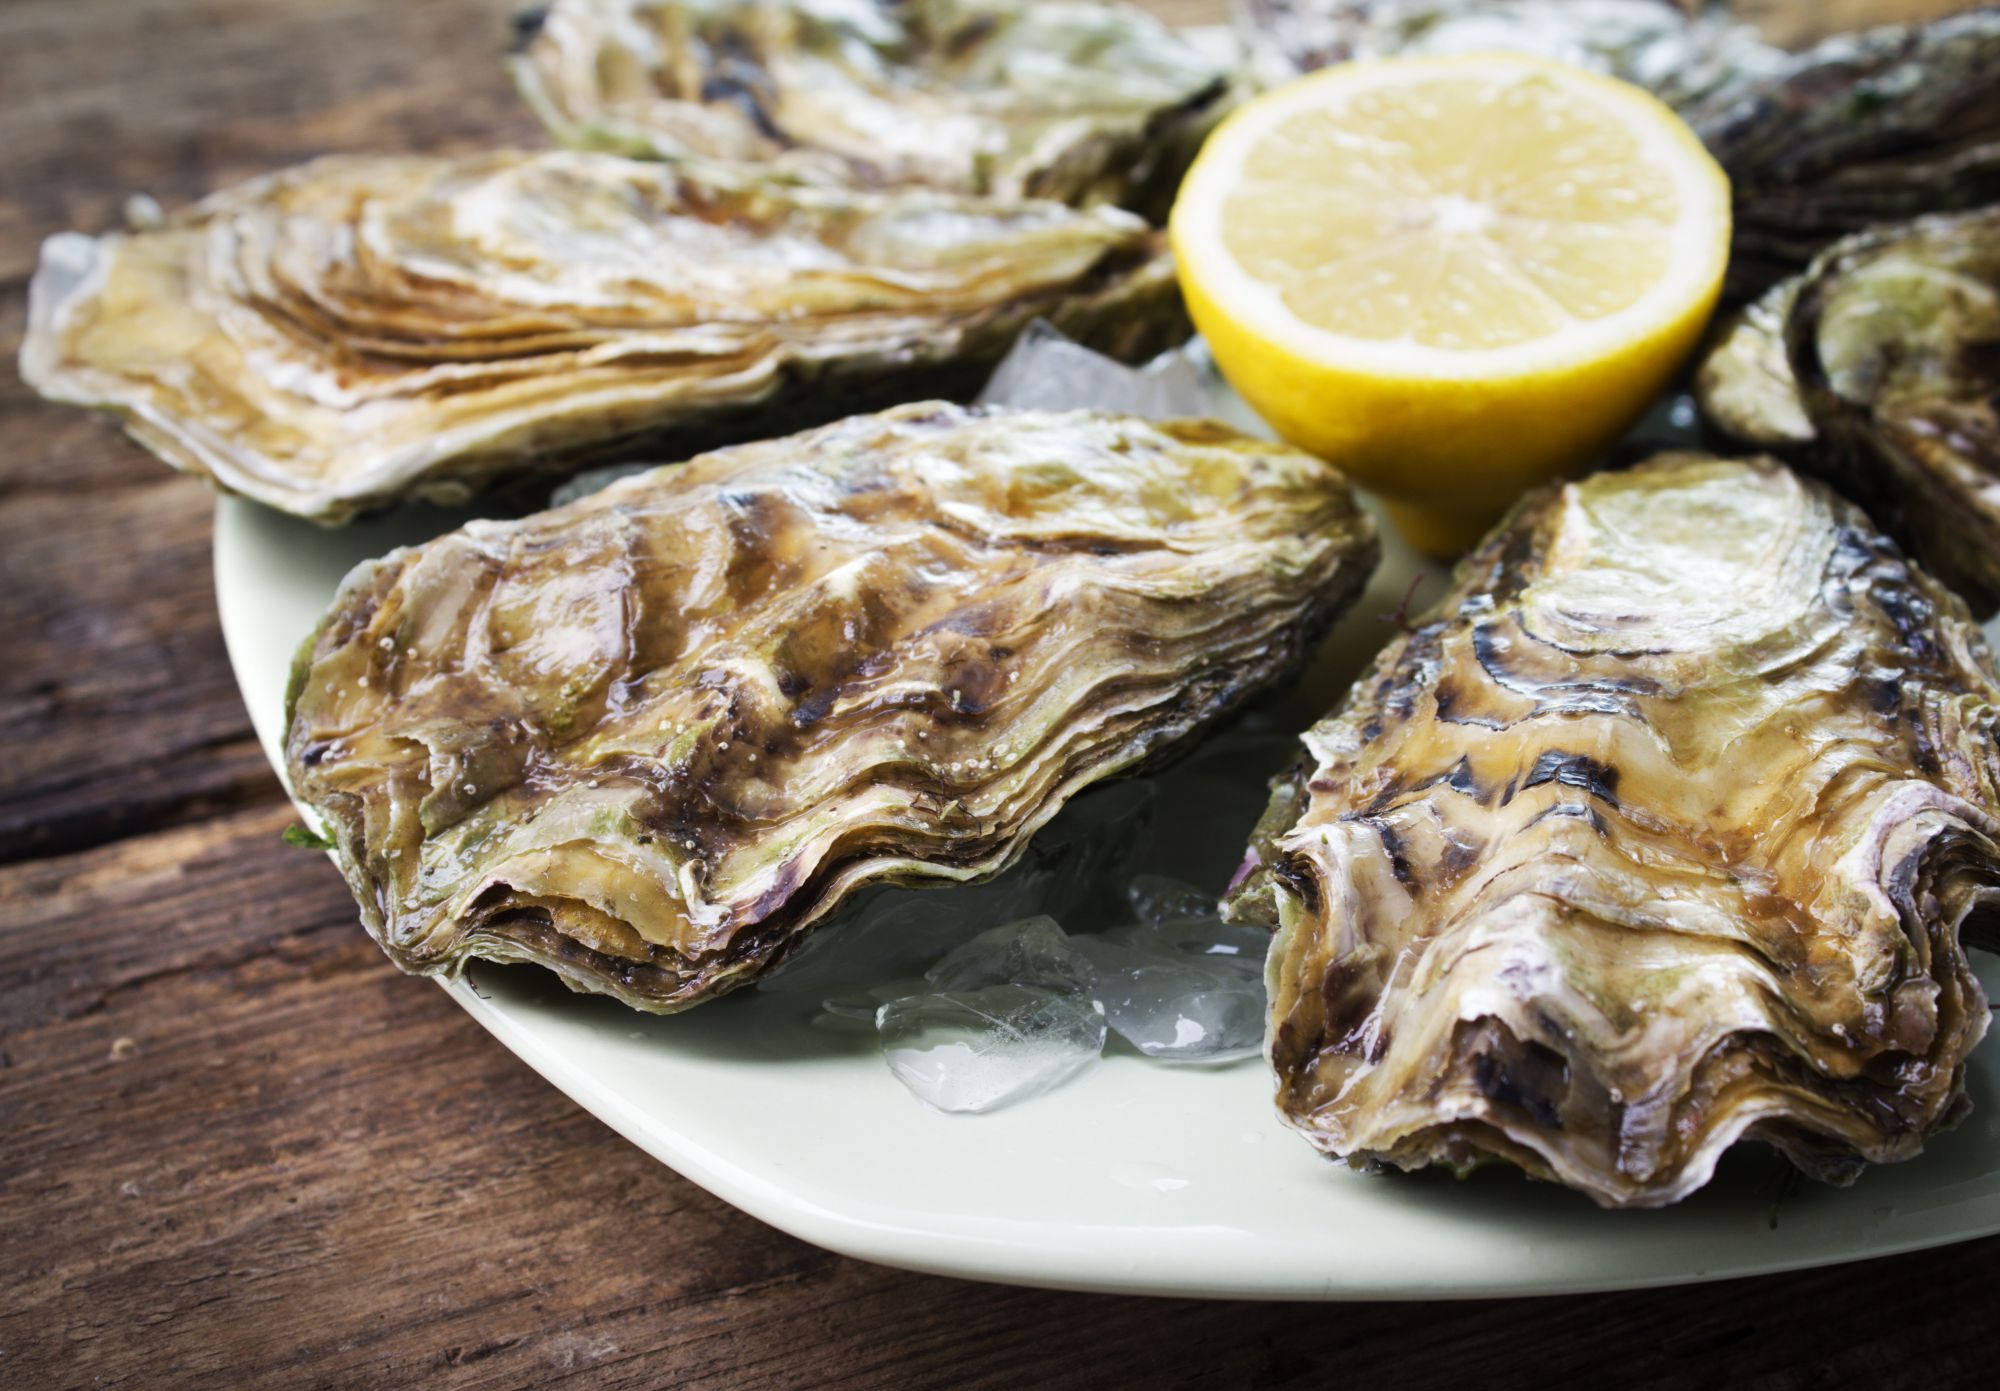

{"left": 212, "top": 480, "right": 2000, "bottom": 1301}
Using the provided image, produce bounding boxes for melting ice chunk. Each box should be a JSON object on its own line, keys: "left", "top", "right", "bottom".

{"left": 977, "top": 320, "right": 1210, "bottom": 420}
{"left": 759, "top": 894, "right": 991, "bottom": 999}
{"left": 1127, "top": 874, "right": 1219, "bottom": 931}
{"left": 877, "top": 985, "right": 1108, "bottom": 1114}
{"left": 1139, "top": 911, "right": 1272, "bottom": 977}
{"left": 1074, "top": 910, "right": 1270, "bottom": 1063}
{"left": 550, "top": 461, "right": 653, "bottom": 506}
{"left": 925, "top": 915, "right": 1096, "bottom": 994}
{"left": 812, "top": 980, "right": 929, "bottom": 1036}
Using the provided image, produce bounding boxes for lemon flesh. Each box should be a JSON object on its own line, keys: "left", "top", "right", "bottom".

{"left": 1171, "top": 54, "right": 1731, "bottom": 554}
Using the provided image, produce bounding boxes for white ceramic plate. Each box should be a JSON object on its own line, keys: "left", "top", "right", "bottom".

{"left": 214, "top": 413, "right": 2000, "bottom": 1300}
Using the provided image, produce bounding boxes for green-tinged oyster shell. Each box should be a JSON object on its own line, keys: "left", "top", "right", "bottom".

{"left": 1693, "top": 12, "right": 2000, "bottom": 298}
{"left": 1691, "top": 277, "right": 1813, "bottom": 449}
{"left": 511, "top": 0, "right": 1239, "bottom": 215}
{"left": 286, "top": 402, "right": 1379, "bottom": 1013}
{"left": 19, "top": 150, "right": 1185, "bottom": 525}
{"left": 1696, "top": 207, "right": 2000, "bottom": 615}
{"left": 1230, "top": 454, "right": 2000, "bottom": 1208}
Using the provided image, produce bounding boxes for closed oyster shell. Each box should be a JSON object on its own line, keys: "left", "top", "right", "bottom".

{"left": 286, "top": 402, "right": 1379, "bottom": 1013}
{"left": 1231, "top": 454, "right": 1999, "bottom": 1207}
{"left": 1696, "top": 207, "right": 2000, "bottom": 616}
{"left": 1690, "top": 276, "right": 1813, "bottom": 449}
{"left": 1693, "top": 11, "right": 2000, "bottom": 298}
{"left": 512, "top": 0, "right": 1239, "bottom": 215}
{"left": 19, "top": 150, "right": 1184, "bottom": 525}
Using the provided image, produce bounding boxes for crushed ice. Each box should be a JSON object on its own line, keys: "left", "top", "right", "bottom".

{"left": 646, "top": 327, "right": 1269, "bottom": 1113}
{"left": 865, "top": 889, "right": 1271, "bottom": 1114}
{"left": 760, "top": 721, "right": 1293, "bottom": 1114}
{"left": 976, "top": 320, "right": 1210, "bottom": 420}
{"left": 774, "top": 805, "right": 1273, "bottom": 1113}
{"left": 757, "top": 779, "right": 1152, "bottom": 999}
{"left": 878, "top": 984, "right": 1108, "bottom": 1114}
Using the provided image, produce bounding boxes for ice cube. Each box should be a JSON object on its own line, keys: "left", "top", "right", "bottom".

{"left": 1074, "top": 925, "right": 1267, "bottom": 1063}
{"left": 977, "top": 320, "right": 1210, "bottom": 421}
{"left": 876, "top": 985, "right": 1108, "bottom": 1113}
{"left": 1133, "top": 912, "right": 1272, "bottom": 979}
{"left": 812, "top": 980, "right": 929, "bottom": 1035}
{"left": 1012, "top": 779, "right": 1154, "bottom": 928}
{"left": 550, "top": 461, "right": 653, "bottom": 506}
{"left": 1134, "top": 727, "right": 1300, "bottom": 887}
{"left": 924, "top": 915, "right": 1096, "bottom": 994}
{"left": 1127, "top": 874, "right": 1219, "bottom": 931}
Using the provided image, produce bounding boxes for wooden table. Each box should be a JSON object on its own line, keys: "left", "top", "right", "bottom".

{"left": 3, "top": 1, "right": 1995, "bottom": 1386}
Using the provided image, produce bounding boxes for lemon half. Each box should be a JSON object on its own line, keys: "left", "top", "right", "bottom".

{"left": 1171, "top": 53, "right": 1731, "bottom": 554}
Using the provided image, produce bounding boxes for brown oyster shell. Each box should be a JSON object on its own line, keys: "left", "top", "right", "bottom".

{"left": 1696, "top": 207, "right": 2000, "bottom": 616}
{"left": 511, "top": 0, "right": 1240, "bottom": 217}
{"left": 19, "top": 150, "right": 1185, "bottom": 524}
{"left": 1233, "top": 453, "right": 1999, "bottom": 1207}
{"left": 286, "top": 401, "right": 1379, "bottom": 1012}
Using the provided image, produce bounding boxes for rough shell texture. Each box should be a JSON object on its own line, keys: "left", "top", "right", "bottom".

{"left": 285, "top": 402, "right": 1379, "bottom": 1013}
{"left": 1691, "top": 11, "right": 2000, "bottom": 299}
{"left": 511, "top": 0, "right": 1238, "bottom": 216}
{"left": 1697, "top": 207, "right": 2000, "bottom": 617}
{"left": 1230, "top": 453, "right": 2000, "bottom": 1207}
{"left": 1691, "top": 277, "right": 1813, "bottom": 449}
{"left": 18, "top": 150, "right": 1184, "bottom": 525}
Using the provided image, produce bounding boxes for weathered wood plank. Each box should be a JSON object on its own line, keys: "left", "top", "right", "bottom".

{"left": 4, "top": 1, "right": 1999, "bottom": 1387}
{"left": 0, "top": 0, "right": 545, "bottom": 861}
{"left": 0, "top": 0, "right": 540, "bottom": 285}
{"left": 0, "top": 470, "right": 278, "bottom": 861}
{"left": 3, "top": 808, "right": 1999, "bottom": 1390}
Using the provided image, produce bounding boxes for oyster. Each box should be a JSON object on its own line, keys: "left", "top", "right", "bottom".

{"left": 1231, "top": 454, "right": 2000, "bottom": 1207}
{"left": 19, "top": 150, "right": 1183, "bottom": 525}
{"left": 1696, "top": 11, "right": 2000, "bottom": 298}
{"left": 1697, "top": 208, "right": 2000, "bottom": 616}
{"left": 286, "top": 402, "right": 1378, "bottom": 1013}
{"left": 511, "top": 0, "right": 1239, "bottom": 214}
{"left": 1237, "top": 3, "right": 2000, "bottom": 299}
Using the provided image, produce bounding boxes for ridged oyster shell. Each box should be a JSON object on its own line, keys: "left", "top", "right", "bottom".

{"left": 1697, "top": 207, "right": 2000, "bottom": 616}
{"left": 19, "top": 150, "right": 1183, "bottom": 524}
{"left": 1231, "top": 454, "right": 1999, "bottom": 1207}
{"left": 1695, "top": 11, "right": 2000, "bottom": 298}
{"left": 286, "top": 402, "right": 1379, "bottom": 1013}
{"left": 511, "top": 0, "right": 1239, "bottom": 213}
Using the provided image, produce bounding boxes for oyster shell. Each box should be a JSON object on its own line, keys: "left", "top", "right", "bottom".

{"left": 1690, "top": 276, "right": 1814, "bottom": 450}
{"left": 1231, "top": 454, "right": 2000, "bottom": 1207}
{"left": 1696, "top": 207, "right": 2000, "bottom": 615}
{"left": 511, "top": 0, "right": 1239, "bottom": 214}
{"left": 19, "top": 150, "right": 1183, "bottom": 525}
{"left": 286, "top": 402, "right": 1379, "bottom": 1013}
{"left": 1695, "top": 11, "right": 2000, "bottom": 298}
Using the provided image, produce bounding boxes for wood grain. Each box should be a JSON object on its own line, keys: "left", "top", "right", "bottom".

{"left": 2, "top": 1, "right": 1996, "bottom": 1388}
{"left": 6, "top": 809, "right": 2000, "bottom": 1389}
